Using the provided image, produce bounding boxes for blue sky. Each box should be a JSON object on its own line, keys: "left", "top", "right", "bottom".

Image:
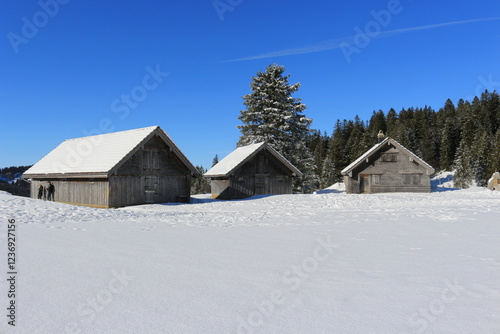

{"left": 1, "top": 0, "right": 499, "bottom": 168}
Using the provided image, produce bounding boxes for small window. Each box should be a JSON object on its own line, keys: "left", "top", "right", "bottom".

{"left": 402, "top": 174, "right": 421, "bottom": 185}
{"left": 372, "top": 174, "right": 381, "bottom": 184}
{"left": 381, "top": 153, "right": 398, "bottom": 162}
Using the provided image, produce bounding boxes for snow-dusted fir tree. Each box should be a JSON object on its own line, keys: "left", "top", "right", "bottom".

{"left": 471, "top": 131, "right": 491, "bottom": 187}
{"left": 320, "top": 156, "right": 337, "bottom": 189}
{"left": 237, "top": 64, "right": 318, "bottom": 192}
{"left": 453, "top": 140, "right": 474, "bottom": 189}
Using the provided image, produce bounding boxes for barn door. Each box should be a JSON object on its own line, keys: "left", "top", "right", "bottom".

{"left": 255, "top": 176, "right": 268, "bottom": 195}
{"left": 145, "top": 176, "right": 159, "bottom": 203}
{"left": 360, "top": 174, "right": 369, "bottom": 194}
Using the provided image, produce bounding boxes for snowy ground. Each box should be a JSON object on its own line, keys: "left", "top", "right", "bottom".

{"left": 0, "top": 186, "right": 499, "bottom": 334}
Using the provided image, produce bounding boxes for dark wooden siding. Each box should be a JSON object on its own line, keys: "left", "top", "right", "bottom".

{"left": 210, "top": 149, "right": 295, "bottom": 200}
{"left": 109, "top": 134, "right": 192, "bottom": 206}
{"left": 108, "top": 175, "right": 190, "bottom": 207}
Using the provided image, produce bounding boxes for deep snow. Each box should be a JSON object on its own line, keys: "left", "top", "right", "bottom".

{"left": 0, "top": 187, "right": 499, "bottom": 333}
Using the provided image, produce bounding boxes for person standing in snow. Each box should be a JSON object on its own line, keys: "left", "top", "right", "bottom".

{"left": 38, "top": 184, "right": 44, "bottom": 199}
{"left": 47, "top": 182, "right": 55, "bottom": 201}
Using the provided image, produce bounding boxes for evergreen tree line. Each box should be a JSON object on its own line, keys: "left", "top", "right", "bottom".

{"left": 0, "top": 165, "right": 31, "bottom": 197}
{"left": 306, "top": 90, "right": 500, "bottom": 189}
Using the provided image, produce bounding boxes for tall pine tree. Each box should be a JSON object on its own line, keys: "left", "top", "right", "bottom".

{"left": 237, "top": 64, "right": 318, "bottom": 192}
{"left": 453, "top": 140, "right": 474, "bottom": 188}
{"left": 471, "top": 131, "right": 491, "bottom": 187}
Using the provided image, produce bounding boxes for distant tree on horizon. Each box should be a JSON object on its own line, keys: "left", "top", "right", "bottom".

{"left": 212, "top": 154, "right": 219, "bottom": 167}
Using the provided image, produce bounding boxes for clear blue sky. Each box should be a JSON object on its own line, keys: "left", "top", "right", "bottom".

{"left": 1, "top": 0, "right": 499, "bottom": 168}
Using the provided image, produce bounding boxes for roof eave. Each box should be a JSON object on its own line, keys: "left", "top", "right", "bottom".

{"left": 203, "top": 174, "right": 228, "bottom": 178}
{"left": 22, "top": 172, "right": 109, "bottom": 179}
{"left": 341, "top": 137, "right": 436, "bottom": 175}
{"left": 267, "top": 145, "right": 303, "bottom": 177}
{"left": 204, "top": 142, "right": 303, "bottom": 178}
{"left": 341, "top": 138, "right": 390, "bottom": 175}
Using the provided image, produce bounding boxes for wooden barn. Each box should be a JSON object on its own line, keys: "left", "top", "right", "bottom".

{"left": 22, "top": 126, "right": 200, "bottom": 208}
{"left": 204, "top": 142, "right": 302, "bottom": 200}
{"left": 341, "top": 133, "right": 435, "bottom": 194}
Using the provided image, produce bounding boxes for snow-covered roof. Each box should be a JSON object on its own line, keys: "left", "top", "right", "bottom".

{"left": 341, "top": 137, "right": 435, "bottom": 176}
{"left": 23, "top": 126, "right": 199, "bottom": 178}
{"left": 204, "top": 142, "right": 302, "bottom": 177}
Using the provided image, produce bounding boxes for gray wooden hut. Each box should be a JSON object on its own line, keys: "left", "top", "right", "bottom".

{"left": 341, "top": 134, "right": 435, "bottom": 194}
{"left": 22, "top": 126, "right": 200, "bottom": 208}
{"left": 487, "top": 172, "right": 500, "bottom": 191}
{"left": 204, "top": 142, "right": 302, "bottom": 200}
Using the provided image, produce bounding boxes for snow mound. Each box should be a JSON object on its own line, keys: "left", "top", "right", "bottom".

{"left": 431, "top": 171, "right": 458, "bottom": 191}
{"left": 315, "top": 182, "right": 345, "bottom": 194}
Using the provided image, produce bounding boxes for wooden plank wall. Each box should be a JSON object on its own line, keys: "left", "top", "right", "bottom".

{"left": 30, "top": 179, "right": 109, "bottom": 207}
{"left": 108, "top": 176, "right": 144, "bottom": 207}
{"left": 109, "top": 175, "right": 191, "bottom": 207}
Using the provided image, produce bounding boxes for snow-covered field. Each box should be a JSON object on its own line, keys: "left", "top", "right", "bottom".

{"left": 1, "top": 186, "right": 499, "bottom": 333}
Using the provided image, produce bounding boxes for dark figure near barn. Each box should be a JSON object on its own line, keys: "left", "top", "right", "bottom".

{"left": 38, "top": 185, "right": 44, "bottom": 199}
{"left": 47, "top": 182, "right": 55, "bottom": 201}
